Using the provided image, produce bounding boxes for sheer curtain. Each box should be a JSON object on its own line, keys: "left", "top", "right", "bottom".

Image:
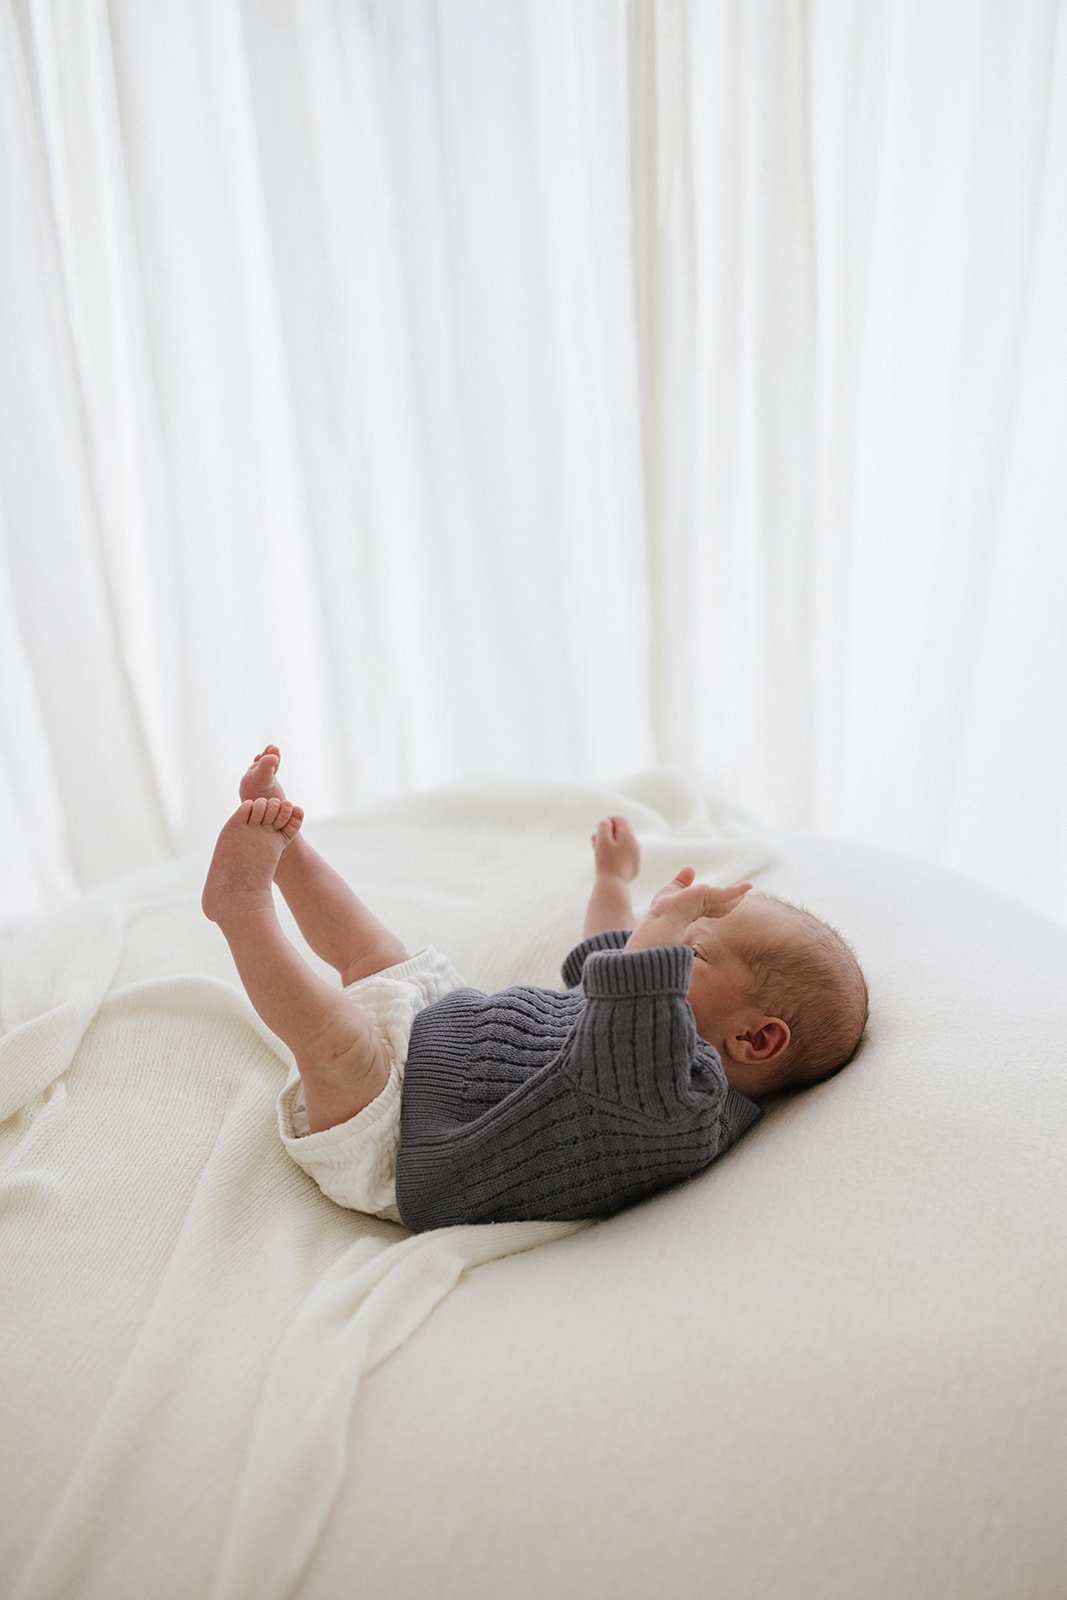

{"left": 1, "top": 0, "right": 1064, "bottom": 927}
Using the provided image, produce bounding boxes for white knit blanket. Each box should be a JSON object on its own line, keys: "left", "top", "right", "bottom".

{"left": 0, "top": 771, "right": 778, "bottom": 1600}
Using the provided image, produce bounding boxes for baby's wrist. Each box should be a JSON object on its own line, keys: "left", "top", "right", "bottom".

{"left": 624, "top": 912, "right": 688, "bottom": 952}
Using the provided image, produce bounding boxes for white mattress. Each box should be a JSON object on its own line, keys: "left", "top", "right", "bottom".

{"left": 2, "top": 771, "right": 1065, "bottom": 1599}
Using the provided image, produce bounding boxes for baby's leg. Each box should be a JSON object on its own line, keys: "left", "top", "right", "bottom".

{"left": 584, "top": 816, "right": 639, "bottom": 937}
{"left": 240, "top": 747, "right": 409, "bottom": 985}
{"left": 203, "top": 798, "right": 389, "bottom": 1131}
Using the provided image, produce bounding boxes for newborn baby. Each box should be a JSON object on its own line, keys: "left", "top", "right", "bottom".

{"left": 203, "top": 748, "right": 868, "bottom": 1230}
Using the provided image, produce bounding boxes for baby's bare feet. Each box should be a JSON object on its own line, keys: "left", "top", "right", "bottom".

{"left": 591, "top": 815, "right": 641, "bottom": 882}
{"left": 239, "top": 744, "right": 287, "bottom": 803}
{"left": 202, "top": 797, "right": 304, "bottom": 924}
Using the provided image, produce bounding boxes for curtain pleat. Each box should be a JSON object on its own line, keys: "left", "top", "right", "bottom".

{"left": 1, "top": 0, "right": 1064, "bottom": 926}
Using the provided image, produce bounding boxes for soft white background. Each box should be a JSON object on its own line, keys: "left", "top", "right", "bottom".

{"left": 1, "top": 0, "right": 1064, "bottom": 926}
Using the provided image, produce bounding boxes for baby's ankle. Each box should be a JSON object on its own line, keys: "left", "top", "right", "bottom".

{"left": 211, "top": 887, "right": 277, "bottom": 934}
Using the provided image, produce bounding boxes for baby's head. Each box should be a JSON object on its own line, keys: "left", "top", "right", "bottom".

{"left": 684, "top": 891, "right": 868, "bottom": 1100}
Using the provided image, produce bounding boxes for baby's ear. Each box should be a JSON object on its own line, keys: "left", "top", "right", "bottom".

{"left": 734, "top": 1018, "right": 790, "bottom": 1064}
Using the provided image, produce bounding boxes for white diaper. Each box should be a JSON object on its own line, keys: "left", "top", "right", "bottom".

{"left": 276, "top": 947, "right": 465, "bottom": 1223}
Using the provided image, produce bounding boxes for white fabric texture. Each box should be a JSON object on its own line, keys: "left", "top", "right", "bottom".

{"left": 1, "top": 1, "right": 1066, "bottom": 926}
{"left": 2, "top": 770, "right": 1065, "bottom": 1600}
{"left": 277, "top": 945, "right": 466, "bottom": 1223}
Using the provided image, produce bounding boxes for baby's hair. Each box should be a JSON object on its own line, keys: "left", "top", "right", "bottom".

{"left": 737, "top": 894, "right": 869, "bottom": 1091}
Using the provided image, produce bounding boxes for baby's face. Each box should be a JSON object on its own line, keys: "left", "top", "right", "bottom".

{"left": 683, "top": 895, "right": 792, "bottom": 1062}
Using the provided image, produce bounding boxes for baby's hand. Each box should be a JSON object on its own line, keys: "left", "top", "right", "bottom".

{"left": 625, "top": 871, "right": 752, "bottom": 953}
{"left": 591, "top": 815, "right": 641, "bottom": 882}
{"left": 648, "top": 875, "right": 751, "bottom": 922}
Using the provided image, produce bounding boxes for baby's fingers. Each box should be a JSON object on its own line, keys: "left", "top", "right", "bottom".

{"left": 699, "top": 881, "right": 752, "bottom": 917}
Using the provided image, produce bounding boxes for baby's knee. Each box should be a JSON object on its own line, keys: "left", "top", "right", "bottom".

{"left": 296, "top": 1003, "right": 390, "bottom": 1130}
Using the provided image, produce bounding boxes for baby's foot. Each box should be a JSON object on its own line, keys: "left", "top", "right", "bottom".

{"left": 591, "top": 815, "right": 641, "bottom": 882}
{"left": 239, "top": 744, "right": 288, "bottom": 803}
{"left": 202, "top": 797, "right": 304, "bottom": 925}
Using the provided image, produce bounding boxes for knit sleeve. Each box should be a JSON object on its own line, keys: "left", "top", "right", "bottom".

{"left": 561, "top": 945, "right": 725, "bottom": 1121}
{"left": 560, "top": 929, "right": 630, "bottom": 989}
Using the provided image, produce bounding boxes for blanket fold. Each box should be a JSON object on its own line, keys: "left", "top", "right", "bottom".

{"left": 1, "top": 770, "right": 778, "bottom": 1599}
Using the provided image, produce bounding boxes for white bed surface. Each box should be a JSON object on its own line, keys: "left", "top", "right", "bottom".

{"left": 2, "top": 772, "right": 1064, "bottom": 1599}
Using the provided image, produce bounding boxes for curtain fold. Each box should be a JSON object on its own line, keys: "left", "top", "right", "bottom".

{"left": 1, "top": 0, "right": 1064, "bottom": 927}
{"left": 1, "top": 0, "right": 169, "bottom": 898}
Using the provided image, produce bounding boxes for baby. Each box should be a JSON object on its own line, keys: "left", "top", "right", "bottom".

{"left": 202, "top": 747, "right": 868, "bottom": 1231}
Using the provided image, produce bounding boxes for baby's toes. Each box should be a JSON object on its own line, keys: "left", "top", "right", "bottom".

{"left": 279, "top": 805, "right": 304, "bottom": 844}
{"left": 239, "top": 749, "right": 281, "bottom": 803}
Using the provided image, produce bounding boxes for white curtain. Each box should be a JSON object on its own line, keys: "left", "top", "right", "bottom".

{"left": 1, "top": 0, "right": 1064, "bottom": 928}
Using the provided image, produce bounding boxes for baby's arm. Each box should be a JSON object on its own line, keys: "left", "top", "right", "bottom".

{"left": 583, "top": 816, "right": 640, "bottom": 938}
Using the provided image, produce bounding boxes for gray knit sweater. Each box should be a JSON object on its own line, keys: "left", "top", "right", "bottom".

{"left": 394, "top": 931, "right": 761, "bottom": 1232}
